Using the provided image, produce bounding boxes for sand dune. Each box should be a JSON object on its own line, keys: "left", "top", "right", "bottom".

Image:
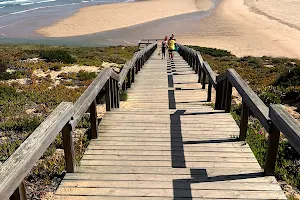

{"left": 179, "top": 0, "right": 300, "bottom": 58}
{"left": 37, "top": 0, "right": 213, "bottom": 37}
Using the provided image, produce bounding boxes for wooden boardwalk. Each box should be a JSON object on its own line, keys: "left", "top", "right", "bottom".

{"left": 55, "top": 49, "right": 286, "bottom": 199}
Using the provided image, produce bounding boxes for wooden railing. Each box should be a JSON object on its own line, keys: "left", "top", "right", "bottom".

{"left": 177, "top": 44, "right": 300, "bottom": 176}
{"left": 0, "top": 42, "right": 157, "bottom": 200}
{"left": 138, "top": 38, "right": 163, "bottom": 47}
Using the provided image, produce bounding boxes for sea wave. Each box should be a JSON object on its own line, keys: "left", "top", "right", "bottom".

{"left": 0, "top": 2, "right": 82, "bottom": 17}
{"left": 36, "top": 0, "right": 56, "bottom": 4}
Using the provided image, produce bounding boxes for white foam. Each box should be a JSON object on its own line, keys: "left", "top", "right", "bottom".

{"left": 0, "top": 2, "right": 82, "bottom": 18}
{"left": 36, "top": 0, "right": 56, "bottom": 4}
{"left": 0, "top": 1, "right": 15, "bottom": 5}
{"left": 21, "top": 2, "right": 35, "bottom": 5}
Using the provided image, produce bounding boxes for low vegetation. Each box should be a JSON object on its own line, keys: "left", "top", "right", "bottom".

{"left": 190, "top": 45, "right": 300, "bottom": 199}
{"left": 0, "top": 44, "right": 138, "bottom": 198}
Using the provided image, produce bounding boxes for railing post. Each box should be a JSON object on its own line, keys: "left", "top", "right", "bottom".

{"left": 207, "top": 82, "right": 212, "bottom": 102}
{"left": 195, "top": 60, "right": 198, "bottom": 74}
{"left": 264, "top": 123, "right": 280, "bottom": 175}
{"left": 202, "top": 69, "right": 206, "bottom": 89}
{"left": 10, "top": 182, "right": 26, "bottom": 200}
{"left": 110, "top": 78, "right": 115, "bottom": 108}
{"left": 105, "top": 79, "right": 111, "bottom": 111}
{"left": 215, "top": 79, "right": 224, "bottom": 110}
{"left": 113, "top": 80, "right": 118, "bottom": 108}
{"left": 131, "top": 66, "right": 135, "bottom": 83}
{"left": 116, "top": 81, "right": 120, "bottom": 108}
{"left": 239, "top": 100, "right": 249, "bottom": 140}
{"left": 224, "top": 78, "right": 232, "bottom": 113}
{"left": 62, "top": 122, "right": 75, "bottom": 173}
{"left": 135, "top": 61, "right": 139, "bottom": 74}
{"left": 90, "top": 99, "right": 98, "bottom": 139}
{"left": 221, "top": 79, "right": 227, "bottom": 110}
{"left": 126, "top": 69, "right": 131, "bottom": 88}
{"left": 122, "top": 81, "right": 126, "bottom": 91}
{"left": 198, "top": 63, "right": 202, "bottom": 83}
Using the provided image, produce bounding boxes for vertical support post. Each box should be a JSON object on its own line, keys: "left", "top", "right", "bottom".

{"left": 195, "top": 60, "right": 198, "bottom": 74}
{"left": 192, "top": 56, "right": 195, "bottom": 71}
{"left": 126, "top": 69, "right": 131, "bottom": 88}
{"left": 215, "top": 80, "right": 223, "bottom": 110}
{"left": 116, "top": 81, "right": 120, "bottom": 108}
{"left": 131, "top": 66, "right": 135, "bottom": 83}
{"left": 207, "top": 82, "right": 212, "bottom": 102}
{"left": 62, "top": 122, "right": 75, "bottom": 173}
{"left": 264, "top": 123, "right": 280, "bottom": 176}
{"left": 110, "top": 78, "right": 115, "bottom": 109}
{"left": 122, "top": 81, "right": 126, "bottom": 91}
{"left": 239, "top": 100, "right": 249, "bottom": 140}
{"left": 224, "top": 78, "right": 232, "bottom": 113}
{"left": 202, "top": 70, "right": 206, "bottom": 89}
{"left": 10, "top": 182, "right": 27, "bottom": 200}
{"left": 90, "top": 99, "right": 98, "bottom": 139}
{"left": 198, "top": 64, "right": 202, "bottom": 83}
{"left": 221, "top": 79, "right": 227, "bottom": 110}
{"left": 105, "top": 79, "right": 111, "bottom": 111}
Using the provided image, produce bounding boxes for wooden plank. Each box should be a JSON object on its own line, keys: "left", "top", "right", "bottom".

{"left": 62, "top": 173, "right": 274, "bottom": 183}
{"left": 55, "top": 187, "right": 286, "bottom": 199}
{"left": 0, "top": 102, "right": 73, "bottom": 200}
{"left": 59, "top": 180, "right": 281, "bottom": 191}
{"left": 53, "top": 196, "right": 286, "bottom": 200}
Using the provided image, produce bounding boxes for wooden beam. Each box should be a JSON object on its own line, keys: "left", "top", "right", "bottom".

{"left": 264, "top": 123, "right": 280, "bottom": 176}
{"left": 0, "top": 102, "right": 73, "bottom": 200}
{"left": 269, "top": 104, "right": 300, "bottom": 154}
{"left": 105, "top": 79, "right": 111, "bottom": 111}
{"left": 62, "top": 122, "right": 75, "bottom": 173}
{"left": 239, "top": 100, "right": 249, "bottom": 141}
{"left": 226, "top": 69, "right": 270, "bottom": 131}
{"left": 90, "top": 99, "right": 98, "bottom": 139}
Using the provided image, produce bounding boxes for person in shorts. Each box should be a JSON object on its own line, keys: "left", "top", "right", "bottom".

{"left": 168, "top": 37, "right": 175, "bottom": 60}
{"left": 161, "top": 36, "right": 168, "bottom": 59}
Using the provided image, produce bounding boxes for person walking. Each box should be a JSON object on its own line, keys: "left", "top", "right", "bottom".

{"left": 168, "top": 36, "right": 175, "bottom": 60}
{"left": 161, "top": 36, "right": 168, "bottom": 59}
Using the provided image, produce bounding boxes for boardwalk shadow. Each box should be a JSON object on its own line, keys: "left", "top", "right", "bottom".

{"left": 167, "top": 71, "right": 261, "bottom": 199}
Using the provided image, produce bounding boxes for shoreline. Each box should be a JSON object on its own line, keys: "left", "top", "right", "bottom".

{"left": 37, "top": 0, "right": 213, "bottom": 37}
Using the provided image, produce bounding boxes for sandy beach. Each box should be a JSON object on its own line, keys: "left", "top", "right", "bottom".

{"left": 36, "top": 0, "right": 300, "bottom": 59}
{"left": 178, "top": 0, "right": 300, "bottom": 58}
{"left": 37, "top": 0, "right": 213, "bottom": 37}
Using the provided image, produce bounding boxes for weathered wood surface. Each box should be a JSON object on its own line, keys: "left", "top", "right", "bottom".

{"left": 55, "top": 49, "right": 286, "bottom": 199}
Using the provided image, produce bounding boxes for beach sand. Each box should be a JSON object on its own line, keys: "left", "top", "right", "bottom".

{"left": 37, "top": 0, "right": 300, "bottom": 58}
{"left": 179, "top": 0, "right": 300, "bottom": 58}
{"left": 37, "top": 0, "right": 213, "bottom": 37}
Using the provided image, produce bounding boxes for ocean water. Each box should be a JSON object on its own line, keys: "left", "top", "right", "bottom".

{"left": 0, "top": 0, "right": 133, "bottom": 37}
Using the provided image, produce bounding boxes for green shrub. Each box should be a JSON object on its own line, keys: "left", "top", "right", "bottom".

{"left": 189, "top": 46, "right": 233, "bottom": 57}
{"left": 40, "top": 50, "right": 76, "bottom": 64}
{"left": 0, "top": 60, "right": 9, "bottom": 72}
{"left": 0, "top": 117, "right": 41, "bottom": 132}
{"left": 275, "top": 66, "right": 300, "bottom": 87}
{"left": 120, "top": 90, "right": 128, "bottom": 101}
{"left": 76, "top": 70, "right": 97, "bottom": 81}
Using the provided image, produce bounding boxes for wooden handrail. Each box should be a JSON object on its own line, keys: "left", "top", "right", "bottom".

{"left": 269, "top": 105, "right": 300, "bottom": 154}
{"left": 177, "top": 44, "right": 300, "bottom": 176}
{"left": 0, "top": 42, "right": 157, "bottom": 200}
{"left": 0, "top": 102, "right": 73, "bottom": 200}
{"left": 226, "top": 69, "right": 270, "bottom": 131}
